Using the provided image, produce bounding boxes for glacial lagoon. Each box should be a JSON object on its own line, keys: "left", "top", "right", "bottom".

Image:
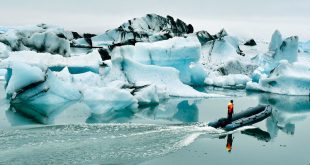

{"left": 0, "top": 85, "right": 309, "bottom": 165}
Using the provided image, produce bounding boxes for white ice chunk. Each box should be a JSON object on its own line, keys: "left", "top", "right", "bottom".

{"left": 0, "top": 42, "right": 10, "bottom": 59}
{"left": 250, "top": 31, "right": 299, "bottom": 84}
{"left": 103, "top": 55, "right": 217, "bottom": 97}
{"left": 205, "top": 74, "right": 250, "bottom": 88}
{"left": 134, "top": 84, "right": 168, "bottom": 105}
{"left": 24, "top": 31, "right": 71, "bottom": 57}
{"left": 269, "top": 30, "right": 282, "bottom": 52}
{"left": 0, "top": 69, "right": 6, "bottom": 81}
{"left": 299, "top": 40, "right": 310, "bottom": 52}
{"left": 111, "top": 37, "right": 207, "bottom": 85}
{"left": 2, "top": 50, "right": 102, "bottom": 71}
{"left": 247, "top": 60, "right": 310, "bottom": 95}
{"left": 5, "top": 62, "right": 45, "bottom": 96}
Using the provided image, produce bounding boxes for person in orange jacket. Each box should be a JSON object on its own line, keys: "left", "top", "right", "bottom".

{"left": 227, "top": 100, "right": 234, "bottom": 122}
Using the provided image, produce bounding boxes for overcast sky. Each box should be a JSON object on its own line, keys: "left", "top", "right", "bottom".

{"left": 0, "top": 0, "right": 309, "bottom": 40}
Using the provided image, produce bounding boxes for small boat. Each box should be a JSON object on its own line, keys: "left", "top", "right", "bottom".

{"left": 208, "top": 105, "right": 272, "bottom": 131}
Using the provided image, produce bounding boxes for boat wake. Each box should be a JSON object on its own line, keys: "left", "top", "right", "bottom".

{"left": 0, "top": 123, "right": 232, "bottom": 164}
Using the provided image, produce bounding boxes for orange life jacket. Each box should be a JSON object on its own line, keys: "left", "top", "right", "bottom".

{"left": 228, "top": 103, "right": 234, "bottom": 114}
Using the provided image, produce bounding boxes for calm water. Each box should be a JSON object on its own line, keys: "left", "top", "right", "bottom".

{"left": 0, "top": 85, "right": 310, "bottom": 165}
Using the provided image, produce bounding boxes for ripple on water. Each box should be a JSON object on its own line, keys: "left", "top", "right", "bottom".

{"left": 0, "top": 123, "right": 222, "bottom": 164}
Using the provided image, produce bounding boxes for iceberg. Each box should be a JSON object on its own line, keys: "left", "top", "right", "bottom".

{"left": 299, "top": 40, "right": 310, "bottom": 53}
{"left": 4, "top": 62, "right": 83, "bottom": 123}
{"left": 217, "top": 59, "right": 258, "bottom": 76}
{"left": 198, "top": 30, "right": 257, "bottom": 88}
{"left": 0, "top": 42, "right": 9, "bottom": 59}
{"left": 268, "top": 30, "right": 282, "bottom": 52}
{"left": 133, "top": 84, "right": 168, "bottom": 106}
{"left": 102, "top": 55, "right": 209, "bottom": 97}
{"left": 5, "top": 62, "right": 46, "bottom": 98}
{"left": 1, "top": 50, "right": 102, "bottom": 74}
{"left": 111, "top": 37, "right": 207, "bottom": 85}
{"left": 247, "top": 60, "right": 310, "bottom": 95}
{"left": 23, "top": 31, "right": 71, "bottom": 57}
{"left": 251, "top": 30, "right": 299, "bottom": 71}
{"left": 91, "top": 14, "right": 194, "bottom": 48}
{"left": 53, "top": 67, "right": 139, "bottom": 115}
{"left": 53, "top": 67, "right": 165, "bottom": 114}
{"left": 199, "top": 30, "right": 252, "bottom": 76}
{"left": 246, "top": 31, "right": 307, "bottom": 95}
{"left": 0, "top": 24, "right": 100, "bottom": 57}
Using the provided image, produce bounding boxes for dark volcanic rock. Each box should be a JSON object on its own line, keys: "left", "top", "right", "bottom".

{"left": 244, "top": 39, "right": 257, "bottom": 46}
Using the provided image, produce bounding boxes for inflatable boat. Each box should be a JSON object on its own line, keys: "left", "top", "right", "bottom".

{"left": 208, "top": 105, "right": 272, "bottom": 131}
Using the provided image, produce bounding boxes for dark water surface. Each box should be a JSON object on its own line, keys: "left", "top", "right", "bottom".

{"left": 0, "top": 86, "right": 309, "bottom": 165}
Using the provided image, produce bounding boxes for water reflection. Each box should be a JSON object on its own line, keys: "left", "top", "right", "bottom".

{"left": 10, "top": 101, "right": 77, "bottom": 124}
{"left": 255, "top": 93, "right": 310, "bottom": 138}
{"left": 86, "top": 100, "right": 199, "bottom": 124}
{"left": 241, "top": 128, "right": 271, "bottom": 142}
{"left": 6, "top": 89, "right": 310, "bottom": 142}
{"left": 86, "top": 108, "right": 135, "bottom": 123}
{"left": 137, "top": 100, "right": 199, "bottom": 123}
{"left": 8, "top": 98, "right": 199, "bottom": 126}
{"left": 219, "top": 127, "right": 271, "bottom": 153}
{"left": 257, "top": 93, "right": 310, "bottom": 112}
{"left": 226, "top": 134, "right": 233, "bottom": 153}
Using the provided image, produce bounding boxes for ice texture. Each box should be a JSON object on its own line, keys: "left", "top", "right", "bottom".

{"left": 111, "top": 37, "right": 207, "bottom": 85}
{"left": 247, "top": 60, "right": 310, "bottom": 95}
{"left": 103, "top": 55, "right": 209, "bottom": 97}
{"left": 4, "top": 63, "right": 83, "bottom": 123}
{"left": 0, "top": 42, "right": 9, "bottom": 59}
{"left": 5, "top": 62, "right": 46, "bottom": 97}
{"left": 205, "top": 74, "right": 250, "bottom": 88}
{"left": 246, "top": 31, "right": 307, "bottom": 95}
{"left": 91, "top": 14, "right": 193, "bottom": 47}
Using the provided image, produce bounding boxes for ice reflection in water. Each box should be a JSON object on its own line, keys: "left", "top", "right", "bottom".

{"left": 255, "top": 93, "right": 310, "bottom": 138}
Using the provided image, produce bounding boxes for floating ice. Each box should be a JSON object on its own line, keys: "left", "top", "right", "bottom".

{"left": 5, "top": 62, "right": 46, "bottom": 97}
{"left": 299, "top": 40, "right": 310, "bottom": 53}
{"left": 133, "top": 84, "right": 168, "bottom": 106}
{"left": 0, "top": 42, "right": 9, "bottom": 59}
{"left": 4, "top": 62, "right": 83, "bottom": 123}
{"left": 246, "top": 31, "right": 305, "bottom": 95}
{"left": 205, "top": 74, "right": 250, "bottom": 88}
{"left": 23, "top": 31, "right": 71, "bottom": 57}
{"left": 91, "top": 14, "right": 193, "bottom": 47}
{"left": 1, "top": 50, "right": 102, "bottom": 73}
{"left": 111, "top": 37, "right": 207, "bottom": 85}
{"left": 102, "top": 52, "right": 216, "bottom": 97}
{"left": 247, "top": 60, "right": 310, "bottom": 95}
